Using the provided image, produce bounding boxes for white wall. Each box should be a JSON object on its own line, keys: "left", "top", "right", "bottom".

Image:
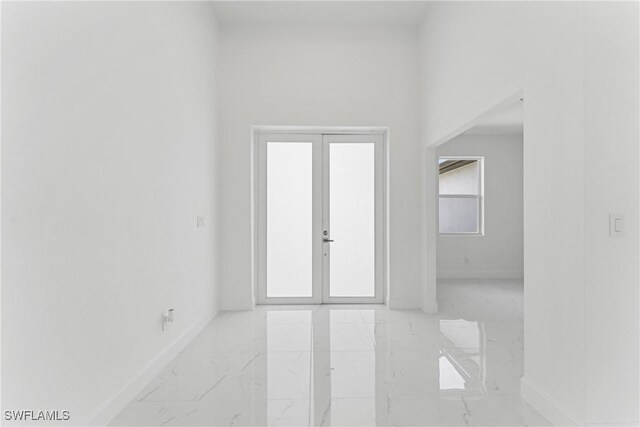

{"left": 437, "top": 134, "right": 523, "bottom": 279}
{"left": 420, "top": 2, "right": 639, "bottom": 425}
{"left": 1, "top": 2, "right": 220, "bottom": 424}
{"left": 217, "top": 24, "right": 423, "bottom": 309}
{"left": 582, "top": 2, "right": 639, "bottom": 423}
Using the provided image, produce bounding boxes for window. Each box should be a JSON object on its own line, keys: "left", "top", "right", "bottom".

{"left": 438, "top": 157, "right": 483, "bottom": 235}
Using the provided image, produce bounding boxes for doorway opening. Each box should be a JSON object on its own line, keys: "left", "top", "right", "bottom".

{"left": 434, "top": 94, "right": 523, "bottom": 282}
{"left": 252, "top": 128, "right": 388, "bottom": 305}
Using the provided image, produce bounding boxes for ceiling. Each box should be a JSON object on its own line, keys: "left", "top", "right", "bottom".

{"left": 463, "top": 100, "right": 524, "bottom": 136}
{"left": 211, "top": 1, "right": 429, "bottom": 25}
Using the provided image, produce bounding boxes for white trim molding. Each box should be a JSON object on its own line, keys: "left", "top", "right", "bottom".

{"left": 84, "top": 310, "right": 218, "bottom": 426}
{"left": 521, "top": 377, "right": 582, "bottom": 426}
{"left": 250, "top": 126, "right": 390, "bottom": 306}
{"left": 251, "top": 125, "right": 389, "bottom": 136}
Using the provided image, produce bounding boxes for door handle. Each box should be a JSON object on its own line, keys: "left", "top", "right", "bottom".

{"left": 323, "top": 238, "right": 334, "bottom": 243}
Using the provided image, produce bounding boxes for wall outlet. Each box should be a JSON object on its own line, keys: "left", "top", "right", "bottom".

{"left": 162, "top": 309, "right": 175, "bottom": 331}
{"left": 196, "top": 215, "right": 205, "bottom": 229}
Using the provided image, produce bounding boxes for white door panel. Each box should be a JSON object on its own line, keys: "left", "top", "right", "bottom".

{"left": 257, "top": 132, "right": 384, "bottom": 304}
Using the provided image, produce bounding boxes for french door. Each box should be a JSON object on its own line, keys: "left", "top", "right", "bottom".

{"left": 256, "top": 132, "right": 384, "bottom": 304}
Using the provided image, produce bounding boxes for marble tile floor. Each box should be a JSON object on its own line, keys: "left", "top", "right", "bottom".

{"left": 110, "top": 280, "right": 550, "bottom": 426}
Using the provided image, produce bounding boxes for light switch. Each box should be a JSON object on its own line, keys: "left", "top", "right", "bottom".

{"left": 610, "top": 213, "right": 624, "bottom": 238}
{"left": 196, "top": 215, "right": 205, "bottom": 229}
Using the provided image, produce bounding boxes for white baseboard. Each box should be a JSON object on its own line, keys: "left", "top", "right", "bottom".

{"left": 587, "top": 423, "right": 640, "bottom": 427}
{"left": 437, "top": 270, "right": 524, "bottom": 280}
{"left": 83, "top": 309, "right": 219, "bottom": 426}
{"left": 586, "top": 422, "right": 640, "bottom": 426}
{"left": 521, "top": 376, "right": 582, "bottom": 426}
{"left": 388, "top": 299, "right": 422, "bottom": 309}
{"left": 422, "top": 301, "right": 439, "bottom": 314}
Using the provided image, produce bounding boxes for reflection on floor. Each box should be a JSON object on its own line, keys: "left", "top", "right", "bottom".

{"left": 111, "top": 279, "right": 550, "bottom": 426}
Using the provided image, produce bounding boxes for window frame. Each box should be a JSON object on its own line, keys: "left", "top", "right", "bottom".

{"left": 438, "top": 156, "right": 484, "bottom": 236}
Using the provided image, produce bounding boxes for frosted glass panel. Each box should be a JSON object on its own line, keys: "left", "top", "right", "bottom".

{"left": 267, "top": 143, "right": 313, "bottom": 297}
{"left": 439, "top": 197, "right": 480, "bottom": 233}
{"left": 329, "top": 143, "right": 375, "bottom": 297}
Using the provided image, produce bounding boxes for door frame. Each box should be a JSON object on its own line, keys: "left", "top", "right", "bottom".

{"left": 251, "top": 126, "right": 389, "bottom": 305}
